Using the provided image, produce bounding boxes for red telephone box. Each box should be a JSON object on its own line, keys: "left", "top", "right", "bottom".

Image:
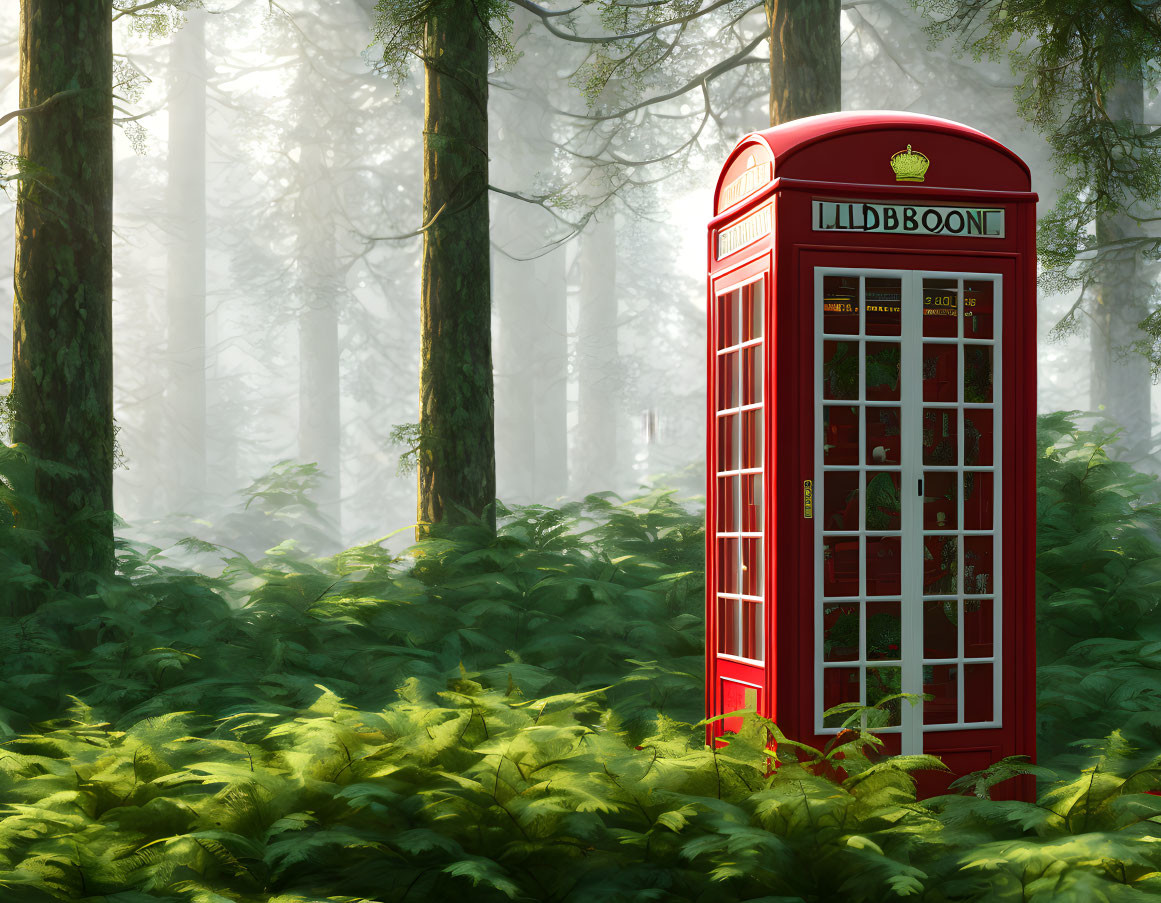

{"left": 705, "top": 111, "right": 1036, "bottom": 797}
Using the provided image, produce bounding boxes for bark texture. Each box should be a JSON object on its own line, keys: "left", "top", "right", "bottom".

{"left": 1091, "top": 70, "right": 1153, "bottom": 459}
{"left": 418, "top": 11, "right": 495, "bottom": 534}
{"left": 13, "top": 0, "right": 115, "bottom": 585}
{"left": 765, "top": 0, "right": 841, "bottom": 125}
{"left": 166, "top": 10, "right": 207, "bottom": 510}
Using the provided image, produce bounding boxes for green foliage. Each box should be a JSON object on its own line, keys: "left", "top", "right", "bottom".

{"left": 10, "top": 415, "right": 1161, "bottom": 899}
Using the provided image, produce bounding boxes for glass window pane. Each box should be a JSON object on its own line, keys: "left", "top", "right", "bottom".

{"left": 742, "top": 538, "right": 763, "bottom": 597}
{"left": 922, "top": 278, "right": 958, "bottom": 338}
{"left": 923, "top": 600, "right": 957, "bottom": 659}
{"left": 865, "top": 342, "right": 901, "bottom": 400}
{"left": 717, "top": 596, "right": 740, "bottom": 656}
{"left": 823, "top": 275, "right": 859, "bottom": 334}
{"left": 742, "top": 409, "right": 763, "bottom": 469}
{"left": 716, "top": 475, "right": 739, "bottom": 533}
{"left": 717, "top": 351, "right": 739, "bottom": 410}
{"left": 964, "top": 409, "right": 993, "bottom": 466}
{"left": 964, "top": 536, "right": 993, "bottom": 594}
{"left": 824, "top": 471, "right": 859, "bottom": 531}
{"left": 718, "top": 289, "right": 739, "bottom": 348}
{"left": 823, "top": 602, "right": 859, "bottom": 662}
{"left": 823, "top": 535, "right": 860, "bottom": 597}
{"left": 923, "top": 535, "right": 958, "bottom": 595}
{"left": 741, "top": 473, "right": 763, "bottom": 533}
{"left": 923, "top": 471, "right": 958, "bottom": 530}
{"left": 823, "top": 405, "right": 859, "bottom": 465}
{"left": 866, "top": 407, "right": 901, "bottom": 465}
{"left": 964, "top": 345, "right": 994, "bottom": 403}
{"left": 867, "top": 666, "right": 902, "bottom": 727}
{"left": 964, "top": 471, "right": 994, "bottom": 530}
{"left": 963, "top": 664, "right": 994, "bottom": 722}
{"left": 964, "top": 599, "right": 994, "bottom": 658}
{"left": 823, "top": 340, "right": 859, "bottom": 399}
{"left": 717, "top": 538, "right": 738, "bottom": 594}
{"left": 742, "top": 601, "right": 764, "bottom": 660}
{"left": 744, "top": 280, "right": 764, "bottom": 341}
{"left": 866, "top": 537, "right": 901, "bottom": 596}
{"left": 964, "top": 280, "right": 994, "bottom": 339}
{"left": 865, "top": 278, "right": 902, "bottom": 336}
{"left": 923, "top": 664, "right": 958, "bottom": 724}
{"left": 866, "top": 600, "right": 901, "bottom": 661}
{"left": 717, "top": 414, "right": 739, "bottom": 472}
{"left": 865, "top": 471, "right": 902, "bottom": 531}
{"left": 922, "top": 343, "right": 958, "bottom": 402}
{"left": 922, "top": 407, "right": 958, "bottom": 466}
{"left": 823, "top": 666, "right": 861, "bottom": 728}
{"left": 743, "top": 346, "right": 763, "bottom": 405}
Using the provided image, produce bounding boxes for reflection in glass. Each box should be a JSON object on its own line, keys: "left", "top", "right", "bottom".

{"left": 923, "top": 600, "right": 957, "bottom": 659}
{"left": 824, "top": 405, "right": 859, "bottom": 465}
{"left": 865, "top": 471, "right": 901, "bottom": 531}
{"left": 865, "top": 342, "right": 901, "bottom": 400}
{"left": 823, "top": 341, "right": 858, "bottom": 400}
{"left": 964, "top": 409, "right": 993, "bottom": 466}
{"left": 823, "top": 275, "right": 859, "bottom": 334}
{"left": 922, "top": 343, "right": 957, "bottom": 402}
{"left": 742, "top": 409, "right": 763, "bottom": 469}
{"left": 964, "top": 536, "right": 993, "bottom": 594}
{"left": 823, "top": 535, "right": 860, "bottom": 597}
{"left": 923, "top": 664, "right": 958, "bottom": 724}
{"left": 923, "top": 407, "right": 958, "bottom": 466}
{"left": 865, "top": 277, "right": 902, "bottom": 336}
{"left": 923, "top": 278, "right": 958, "bottom": 338}
{"left": 866, "top": 601, "right": 902, "bottom": 661}
{"left": 741, "top": 474, "right": 763, "bottom": 532}
{"left": 964, "top": 345, "right": 993, "bottom": 403}
{"left": 866, "top": 537, "right": 901, "bottom": 596}
{"left": 823, "top": 602, "right": 860, "bottom": 662}
{"left": 717, "top": 538, "right": 738, "bottom": 594}
{"left": 741, "top": 601, "right": 764, "bottom": 660}
{"left": 923, "top": 535, "right": 958, "bottom": 594}
{"left": 923, "top": 471, "right": 958, "bottom": 530}
{"left": 964, "top": 280, "right": 994, "bottom": 339}
{"left": 717, "top": 596, "right": 739, "bottom": 655}
{"left": 866, "top": 407, "right": 901, "bottom": 465}
{"left": 718, "top": 414, "right": 739, "bottom": 471}
{"left": 866, "top": 666, "right": 902, "bottom": 727}
{"left": 963, "top": 471, "right": 994, "bottom": 530}
{"left": 742, "top": 538, "right": 763, "bottom": 596}
{"left": 823, "top": 666, "right": 861, "bottom": 728}
{"left": 824, "top": 471, "right": 859, "bottom": 531}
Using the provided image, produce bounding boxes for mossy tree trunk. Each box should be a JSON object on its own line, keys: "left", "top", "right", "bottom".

{"left": 13, "top": 0, "right": 115, "bottom": 586}
{"left": 417, "top": 11, "right": 495, "bottom": 536}
{"left": 765, "top": 0, "right": 841, "bottom": 125}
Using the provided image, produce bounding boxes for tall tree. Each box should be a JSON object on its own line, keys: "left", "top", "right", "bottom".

{"left": 12, "top": 0, "right": 115, "bottom": 585}
{"left": 766, "top": 0, "right": 840, "bottom": 123}
{"left": 374, "top": 1, "right": 511, "bottom": 534}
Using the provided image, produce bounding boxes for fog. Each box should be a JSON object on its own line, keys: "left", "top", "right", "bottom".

{"left": 0, "top": 1, "right": 1144, "bottom": 559}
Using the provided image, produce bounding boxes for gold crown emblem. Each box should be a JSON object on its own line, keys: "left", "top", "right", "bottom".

{"left": 890, "top": 144, "right": 929, "bottom": 182}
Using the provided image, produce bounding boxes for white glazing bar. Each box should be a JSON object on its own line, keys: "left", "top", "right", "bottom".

{"left": 900, "top": 271, "right": 923, "bottom": 754}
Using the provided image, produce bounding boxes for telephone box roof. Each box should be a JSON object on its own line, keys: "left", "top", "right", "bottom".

{"left": 715, "top": 111, "right": 1030, "bottom": 206}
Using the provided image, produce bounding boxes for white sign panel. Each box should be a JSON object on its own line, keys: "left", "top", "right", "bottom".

{"left": 717, "top": 205, "right": 772, "bottom": 258}
{"left": 813, "top": 200, "right": 1004, "bottom": 238}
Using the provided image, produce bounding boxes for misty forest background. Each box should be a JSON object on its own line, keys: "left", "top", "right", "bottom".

{"left": 11, "top": 2, "right": 1161, "bottom": 902}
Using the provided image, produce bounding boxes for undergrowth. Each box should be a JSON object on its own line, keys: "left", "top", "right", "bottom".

{"left": 1, "top": 413, "right": 1161, "bottom": 900}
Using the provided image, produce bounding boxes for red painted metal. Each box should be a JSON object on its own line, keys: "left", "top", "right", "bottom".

{"left": 706, "top": 111, "right": 1037, "bottom": 800}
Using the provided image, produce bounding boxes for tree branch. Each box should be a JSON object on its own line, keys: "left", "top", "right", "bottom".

{"left": 0, "top": 89, "right": 85, "bottom": 130}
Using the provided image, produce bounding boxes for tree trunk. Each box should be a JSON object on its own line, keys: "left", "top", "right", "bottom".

{"left": 765, "top": 0, "right": 841, "bottom": 125}
{"left": 417, "top": 12, "right": 495, "bottom": 535}
{"left": 1091, "top": 69, "right": 1152, "bottom": 459}
{"left": 13, "top": 0, "right": 114, "bottom": 587}
{"left": 572, "top": 213, "right": 619, "bottom": 497}
{"left": 166, "top": 9, "right": 207, "bottom": 511}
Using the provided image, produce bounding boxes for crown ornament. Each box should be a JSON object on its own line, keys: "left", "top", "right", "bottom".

{"left": 889, "top": 144, "right": 929, "bottom": 182}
